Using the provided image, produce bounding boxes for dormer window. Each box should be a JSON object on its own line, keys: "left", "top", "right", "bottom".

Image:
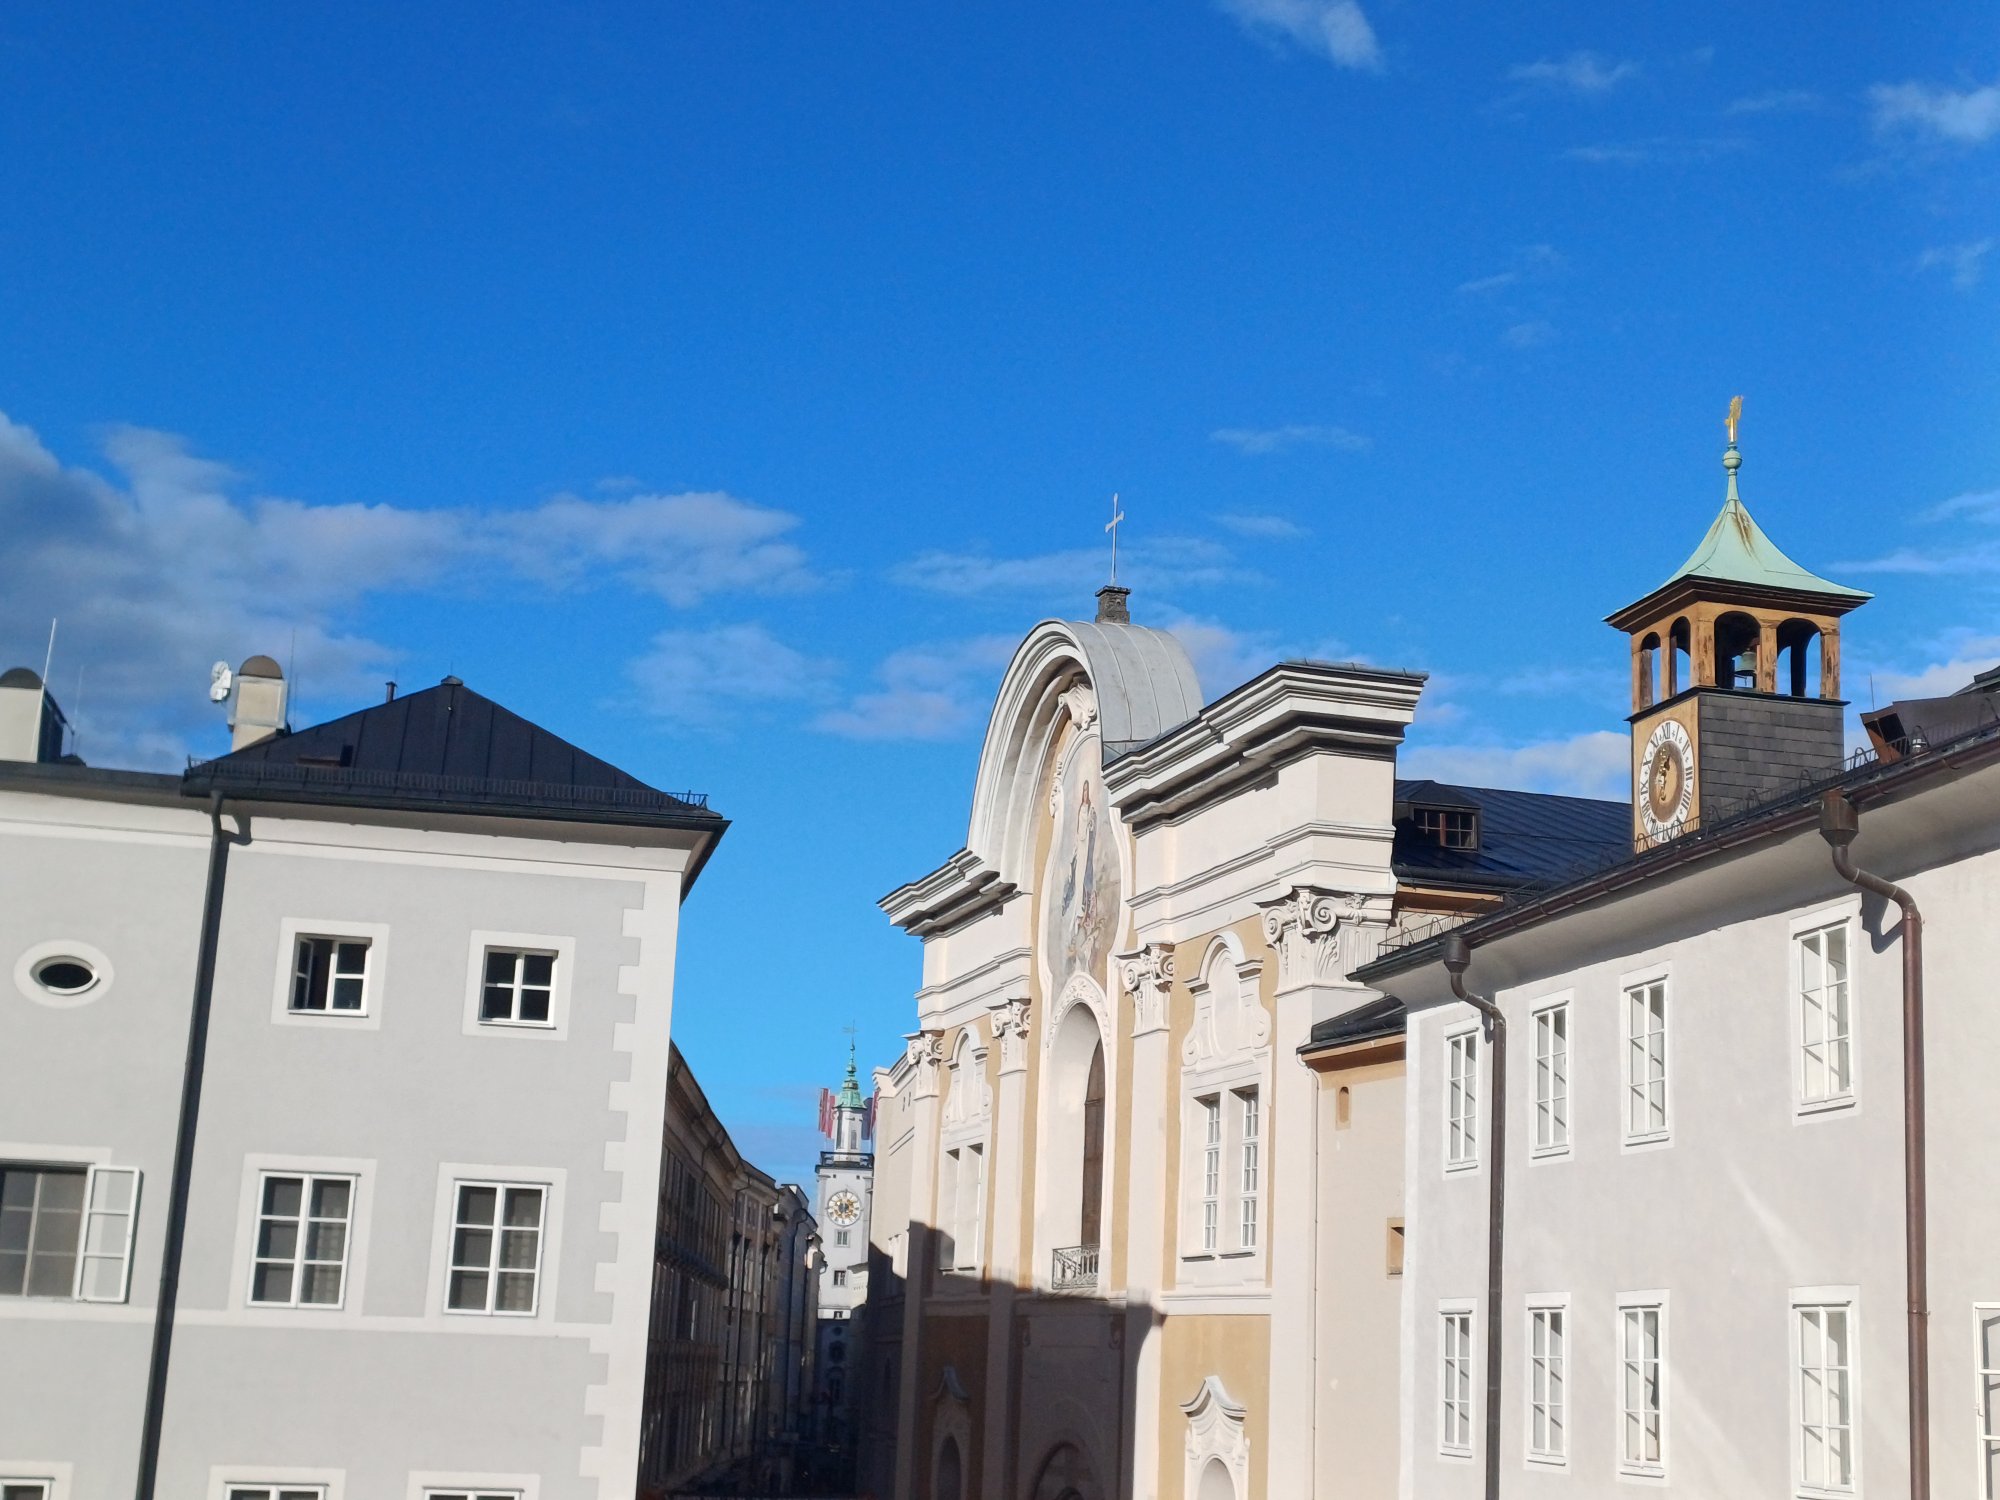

{"left": 1415, "top": 806, "right": 1480, "bottom": 851}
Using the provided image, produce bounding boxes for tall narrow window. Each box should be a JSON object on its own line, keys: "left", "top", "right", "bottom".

{"left": 960, "top": 1143, "right": 985, "bottom": 1270}
{"left": 1446, "top": 1030, "right": 1479, "bottom": 1169}
{"left": 936, "top": 1149, "right": 958, "bottom": 1271}
{"left": 1619, "top": 1302, "right": 1665, "bottom": 1475}
{"left": 1236, "top": 1088, "right": 1260, "bottom": 1251}
{"left": 1534, "top": 1003, "right": 1569, "bottom": 1154}
{"left": 290, "top": 935, "right": 369, "bottom": 1013}
{"left": 1797, "top": 1303, "right": 1854, "bottom": 1493}
{"left": 1199, "top": 1095, "right": 1221, "bottom": 1252}
{"left": 1797, "top": 924, "right": 1853, "bottom": 1106}
{"left": 480, "top": 948, "right": 557, "bottom": 1027}
{"left": 1440, "top": 1308, "right": 1474, "bottom": 1455}
{"left": 251, "top": 1173, "right": 352, "bottom": 1308}
{"left": 1078, "top": 1041, "right": 1105, "bottom": 1249}
{"left": 1979, "top": 1307, "right": 2000, "bottom": 1499}
{"left": 447, "top": 1182, "right": 546, "bottom": 1315}
{"left": 1529, "top": 1305, "right": 1566, "bottom": 1462}
{"left": 0, "top": 1165, "right": 85, "bottom": 1297}
{"left": 1625, "top": 981, "right": 1669, "bottom": 1142}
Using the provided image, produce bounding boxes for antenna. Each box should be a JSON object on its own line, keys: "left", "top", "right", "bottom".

{"left": 70, "top": 665, "right": 84, "bottom": 761}
{"left": 209, "top": 661, "right": 235, "bottom": 703}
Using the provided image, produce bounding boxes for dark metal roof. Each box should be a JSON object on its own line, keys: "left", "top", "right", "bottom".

{"left": 1392, "top": 779, "right": 1630, "bottom": 892}
{"left": 1302, "top": 994, "right": 1406, "bottom": 1053}
{"left": 183, "top": 678, "right": 725, "bottom": 841}
{"left": 1859, "top": 663, "right": 2000, "bottom": 757}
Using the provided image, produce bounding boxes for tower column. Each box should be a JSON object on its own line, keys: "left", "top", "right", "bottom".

{"left": 1822, "top": 625, "right": 1842, "bottom": 700}
{"left": 1756, "top": 618, "right": 1780, "bottom": 694}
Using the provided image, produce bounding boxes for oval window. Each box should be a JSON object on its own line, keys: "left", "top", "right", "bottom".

{"left": 32, "top": 958, "right": 97, "bottom": 995}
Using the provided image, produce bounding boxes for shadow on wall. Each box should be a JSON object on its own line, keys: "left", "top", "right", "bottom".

{"left": 857, "top": 1225, "right": 1172, "bottom": 1500}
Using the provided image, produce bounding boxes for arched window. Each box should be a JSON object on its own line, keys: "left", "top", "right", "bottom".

{"left": 935, "top": 1434, "right": 964, "bottom": 1500}
{"left": 1080, "top": 1040, "right": 1106, "bottom": 1247}
{"left": 1714, "top": 611, "right": 1762, "bottom": 690}
{"left": 1778, "top": 618, "right": 1821, "bottom": 698}
{"left": 1668, "top": 617, "right": 1692, "bottom": 696}
{"left": 1335, "top": 1085, "right": 1352, "bottom": 1130}
{"left": 1197, "top": 1456, "right": 1238, "bottom": 1500}
{"left": 1637, "top": 632, "right": 1661, "bottom": 709}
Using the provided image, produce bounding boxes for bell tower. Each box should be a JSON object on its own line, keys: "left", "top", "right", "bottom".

{"left": 1606, "top": 399, "right": 1870, "bottom": 847}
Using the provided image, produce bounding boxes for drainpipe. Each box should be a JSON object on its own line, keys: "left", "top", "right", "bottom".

{"left": 135, "top": 792, "right": 233, "bottom": 1500}
{"left": 1440, "top": 930, "right": 1505, "bottom": 1500}
{"left": 1819, "top": 790, "right": 1928, "bottom": 1500}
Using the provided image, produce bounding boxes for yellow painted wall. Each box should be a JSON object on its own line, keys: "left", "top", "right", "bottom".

{"left": 1157, "top": 1313, "right": 1271, "bottom": 1498}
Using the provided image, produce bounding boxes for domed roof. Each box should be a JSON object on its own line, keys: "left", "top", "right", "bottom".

{"left": 0, "top": 667, "right": 43, "bottom": 689}
{"left": 239, "top": 654, "right": 284, "bottom": 678}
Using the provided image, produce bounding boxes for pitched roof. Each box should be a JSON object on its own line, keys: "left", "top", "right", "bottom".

{"left": 1302, "top": 994, "right": 1406, "bottom": 1053}
{"left": 183, "top": 678, "right": 724, "bottom": 841}
{"left": 1659, "top": 493, "right": 1869, "bottom": 602}
{"left": 1393, "top": 779, "right": 1630, "bottom": 892}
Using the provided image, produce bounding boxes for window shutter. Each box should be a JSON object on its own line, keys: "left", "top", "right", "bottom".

{"left": 75, "top": 1165, "right": 141, "bottom": 1303}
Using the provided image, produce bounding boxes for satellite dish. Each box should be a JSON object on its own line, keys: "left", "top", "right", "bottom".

{"left": 208, "top": 661, "right": 234, "bottom": 703}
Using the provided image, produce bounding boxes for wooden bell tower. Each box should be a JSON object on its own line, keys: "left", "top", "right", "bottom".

{"left": 1606, "top": 400, "right": 1871, "bottom": 847}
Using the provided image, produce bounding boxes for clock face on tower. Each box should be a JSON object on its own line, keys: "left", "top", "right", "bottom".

{"left": 827, "top": 1190, "right": 861, "bottom": 1227}
{"left": 1641, "top": 718, "right": 1696, "bottom": 838}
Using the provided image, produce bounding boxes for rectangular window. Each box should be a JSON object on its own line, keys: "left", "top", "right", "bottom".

{"left": 1533, "top": 1003, "right": 1569, "bottom": 1155}
{"left": 1416, "top": 806, "right": 1479, "bottom": 850}
{"left": 1797, "top": 924, "right": 1853, "bottom": 1106}
{"left": 1979, "top": 1306, "right": 2000, "bottom": 1499}
{"left": 1236, "top": 1088, "right": 1260, "bottom": 1251}
{"left": 447, "top": 1182, "right": 546, "bottom": 1315}
{"left": 2, "top": 1483, "right": 53, "bottom": 1500}
{"left": 959, "top": 1143, "right": 985, "bottom": 1270}
{"left": 1200, "top": 1095, "right": 1221, "bottom": 1252}
{"left": 1528, "top": 1304, "right": 1566, "bottom": 1462}
{"left": 1440, "top": 1308, "right": 1474, "bottom": 1455}
{"left": 250, "top": 1173, "right": 353, "bottom": 1308}
{"left": 1446, "top": 1030, "right": 1479, "bottom": 1169}
{"left": 1624, "top": 981, "right": 1669, "bottom": 1142}
{"left": 0, "top": 1164, "right": 85, "bottom": 1297}
{"left": 1619, "top": 1301, "right": 1666, "bottom": 1475}
{"left": 225, "top": 1489, "right": 325, "bottom": 1500}
{"left": 1797, "top": 1302, "right": 1855, "bottom": 1493}
{"left": 1386, "top": 1219, "right": 1405, "bottom": 1277}
{"left": 480, "top": 947, "right": 557, "bottom": 1026}
{"left": 936, "top": 1149, "right": 958, "bottom": 1271}
{"left": 832, "top": 1268, "right": 847, "bottom": 1287}
{"left": 424, "top": 1492, "right": 521, "bottom": 1500}
{"left": 835, "top": 1229, "right": 849, "bottom": 1247}
{"left": 290, "top": 935, "right": 369, "bottom": 1013}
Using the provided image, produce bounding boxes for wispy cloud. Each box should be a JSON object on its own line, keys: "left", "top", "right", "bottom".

{"left": 1926, "top": 488, "right": 2000, "bottom": 522}
{"left": 1215, "top": 512, "right": 1309, "bottom": 539}
{"left": 813, "top": 634, "right": 1017, "bottom": 741}
{"left": 1860, "top": 630, "right": 2000, "bottom": 702}
{"left": 1869, "top": 75, "right": 2000, "bottom": 144}
{"left": 625, "top": 623, "right": 836, "bottom": 732}
{"left": 1456, "top": 243, "right": 1564, "bottom": 296}
{"left": 1917, "top": 239, "right": 1994, "bottom": 291}
{"left": 1155, "top": 613, "right": 1351, "bottom": 698}
{"left": 1210, "top": 423, "right": 1371, "bottom": 455}
{"left": 1507, "top": 51, "right": 1637, "bottom": 97}
{"left": 1216, "top": 0, "right": 1383, "bottom": 72}
{"left": 893, "top": 536, "right": 1255, "bottom": 598}
{"left": 1400, "top": 729, "right": 1632, "bottom": 800}
{"left": 1503, "top": 320, "right": 1557, "bottom": 349}
{"left": 1563, "top": 136, "right": 1744, "bottom": 165}
{"left": 1725, "top": 88, "right": 1821, "bottom": 116}
{"left": 1834, "top": 488, "right": 2000, "bottom": 572}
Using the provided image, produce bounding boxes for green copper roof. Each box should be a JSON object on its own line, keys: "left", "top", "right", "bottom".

{"left": 1657, "top": 446, "right": 1870, "bottom": 602}
{"left": 836, "top": 1043, "right": 865, "bottom": 1110}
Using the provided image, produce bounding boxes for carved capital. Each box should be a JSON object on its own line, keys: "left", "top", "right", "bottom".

{"left": 1258, "top": 885, "right": 1345, "bottom": 989}
{"left": 906, "top": 1029, "right": 946, "bottom": 1098}
{"left": 1117, "top": 943, "right": 1176, "bottom": 1037}
{"left": 988, "top": 997, "right": 1034, "bottom": 1073}
{"left": 1057, "top": 679, "right": 1099, "bottom": 732}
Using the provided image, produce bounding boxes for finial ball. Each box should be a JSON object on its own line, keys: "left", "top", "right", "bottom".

{"left": 1723, "top": 447, "right": 1742, "bottom": 471}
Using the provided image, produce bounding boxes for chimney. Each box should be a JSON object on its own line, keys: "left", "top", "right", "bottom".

{"left": 0, "top": 667, "right": 66, "bottom": 763}
{"left": 229, "top": 655, "right": 289, "bottom": 750}
{"left": 1095, "top": 584, "right": 1131, "bottom": 625}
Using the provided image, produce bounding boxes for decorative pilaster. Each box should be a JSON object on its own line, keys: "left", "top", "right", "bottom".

{"left": 1117, "top": 943, "right": 1176, "bottom": 1037}
{"left": 988, "top": 998, "right": 1033, "bottom": 1075}
{"left": 1259, "top": 886, "right": 1344, "bottom": 991}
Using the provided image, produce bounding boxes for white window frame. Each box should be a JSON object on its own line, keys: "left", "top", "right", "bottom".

{"left": 1524, "top": 1294, "right": 1569, "bottom": 1468}
{"left": 1444, "top": 1025, "right": 1481, "bottom": 1174}
{"left": 444, "top": 1180, "right": 548, "bottom": 1317}
{"left": 1791, "top": 904, "right": 1860, "bottom": 1117}
{"left": 1530, "top": 997, "right": 1572, "bottom": 1160}
{"left": 407, "top": 1479, "right": 537, "bottom": 1500}
{"left": 461, "top": 932, "right": 575, "bottom": 1041}
{"left": 207, "top": 1469, "right": 343, "bottom": 1500}
{"left": 1174, "top": 937, "right": 1270, "bottom": 1288}
{"left": 0, "top": 1160, "right": 139, "bottom": 1305}
{"left": 1616, "top": 1291, "right": 1669, "bottom": 1480}
{"left": 1976, "top": 1302, "right": 2000, "bottom": 1500}
{"left": 1236, "top": 1087, "right": 1260, "bottom": 1252}
{"left": 1791, "top": 1286, "right": 1860, "bottom": 1498}
{"left": 1439, "top": 1300, "right": 1477, "bottom": 1459}
{"left": 0, "top": 1466, "right": 72, "bottom": 1500}
{"left": 270, "top": 918, "right": 389, "bottom": 1031}
{"left": 1619, "top": 969, "right": 1672, "bottom": 1150}
{"left": 248, "top": 1172, "right": 356, "bottom": 1311}
{"left": 1198, "top": 1093, "right": 1221, "bottom": 1253}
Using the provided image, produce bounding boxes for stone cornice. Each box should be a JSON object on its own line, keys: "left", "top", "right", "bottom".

{"left": 879, "top": 847, "right": 1018, "bottom": 936}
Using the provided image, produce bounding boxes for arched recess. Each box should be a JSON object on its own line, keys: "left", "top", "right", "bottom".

{"left": 1037, "top": 982, "right": 1114, "bottom": 1283}
{"left": 1030, "top": 1440, "right": 1106, "bottom": 1500}
{"left": 1182, "top": 1375, "right": 1250, "bottom": 1500}
{"left": 1636, "top": 631, "right": 1662, "bottom": 709}
{"left": 1778, "top": 617, "right": 1822, "bottom": 698}
{"left": 1668, "top": 617, "right": 1692, "bottom": 696}
{"left": 931, "top": 1365, "right": 973, "bottom": 1500}
{"left": 1714, "top": 610, "right": 1762, "bottom": 690}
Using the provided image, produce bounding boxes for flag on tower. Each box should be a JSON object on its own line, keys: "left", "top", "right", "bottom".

{"left": 863, "top": 1091, "right": 877, "bottom": 1141}
{"left": 818, "top": 1087, "right": 835, "bottom": 1139}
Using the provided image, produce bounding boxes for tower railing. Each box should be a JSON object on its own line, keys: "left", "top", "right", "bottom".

{"left": 1050, "top": 1243, "right": 1099, "bottom": 1293}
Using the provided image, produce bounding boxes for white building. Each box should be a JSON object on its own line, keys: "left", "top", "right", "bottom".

{"left": 0, "top": 660, "right": 724, "bottom": 1500}
{"left": 814, "top": 1049, "right": 875, "bottom": 1477}
{"left": 1362, "top": 440, "right": 2000, "bottom": 1497}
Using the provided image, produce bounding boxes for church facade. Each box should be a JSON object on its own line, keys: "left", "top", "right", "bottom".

{"left": 869, "top": 585, "right": 1629, "bottom": 1500}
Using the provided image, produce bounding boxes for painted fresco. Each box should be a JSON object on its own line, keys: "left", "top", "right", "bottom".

{"left": 1042, "top": 734, "right": 1120, "bottom": 993}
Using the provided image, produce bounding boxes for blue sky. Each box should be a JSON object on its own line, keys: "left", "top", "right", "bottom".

{"left": 2, "top": 2, "right": 1996, "bottom": 1186}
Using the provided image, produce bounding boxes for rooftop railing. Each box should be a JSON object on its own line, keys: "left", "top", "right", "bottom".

{"left": 1050, "top": 1243, "right": 1099, "bottom": 1294}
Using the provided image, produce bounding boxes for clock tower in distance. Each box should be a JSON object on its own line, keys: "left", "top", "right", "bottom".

{"left": 1607, "top": 401, "right": 1870, "bottom": 848}
{"left": 813, "top": 1045, "right": 873, "bottom": 1462}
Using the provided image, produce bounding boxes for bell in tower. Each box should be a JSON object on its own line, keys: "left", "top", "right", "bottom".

{"left": 1606, "top": 398, "right": 1871, "bottom": 847}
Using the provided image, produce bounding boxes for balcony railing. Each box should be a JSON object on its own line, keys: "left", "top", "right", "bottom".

{"left": 1050, "top": 1243, "right": 1099, "bottom": 1294}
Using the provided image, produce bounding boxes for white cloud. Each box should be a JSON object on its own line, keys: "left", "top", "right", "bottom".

{"left": 1917, "top": 239, "right": 1994, "bottom": 291}
{"left": 1508, "top": 52, "right": 1637, "bottom": 96}
{"left": 1725, "top": 88, "right": 1821, "bottom": 116}
{"left": 893, "top": 536, "right": 1254, "bottom": 598}
{"left": 1215, "top": 512, "right": 1309, "bottom": 539}
{"left": 1456, "top": 271, "right": 1519, "bottom": 295}
{"left": 1563, "top": 137, "right": 1744, "bottom": 165}
{"left": 1401, "top": 729, "right": 1632, "bottom": 800}
{"left": 1503, "top": 320, "right": 1557, "bottom": 349}
{"left": 1216, "top": 0, "right": 1383, "bottom": 72}
{"left": 1834, "top": 542, "right": 2000, "bottom": 575}
{"left": 1156, "top": 613, "right": 1353, "bottom": 700}
{"left": 1210, "top": 423, "right": 1371, "bottom": 455}
{"left": 1869, "top": 76, "right": 2000, "bottom": 144}
{"left": 1926, "top": 488, "right": 2000, "bottom": 522}
{"left": 0, "top": 411, "right": 817, "bottom": 765}
{"left": 1861, "top": 632, "right": 2000, "bottom": 702}
{"left": 813, "top": 635, "right": 1017, "bottom": 741}
{"left": 625, "top": 624, "right": 836, "bottom": 731}
{"left": 1455, "top": 243, "right": 1564, "bottom": 297}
